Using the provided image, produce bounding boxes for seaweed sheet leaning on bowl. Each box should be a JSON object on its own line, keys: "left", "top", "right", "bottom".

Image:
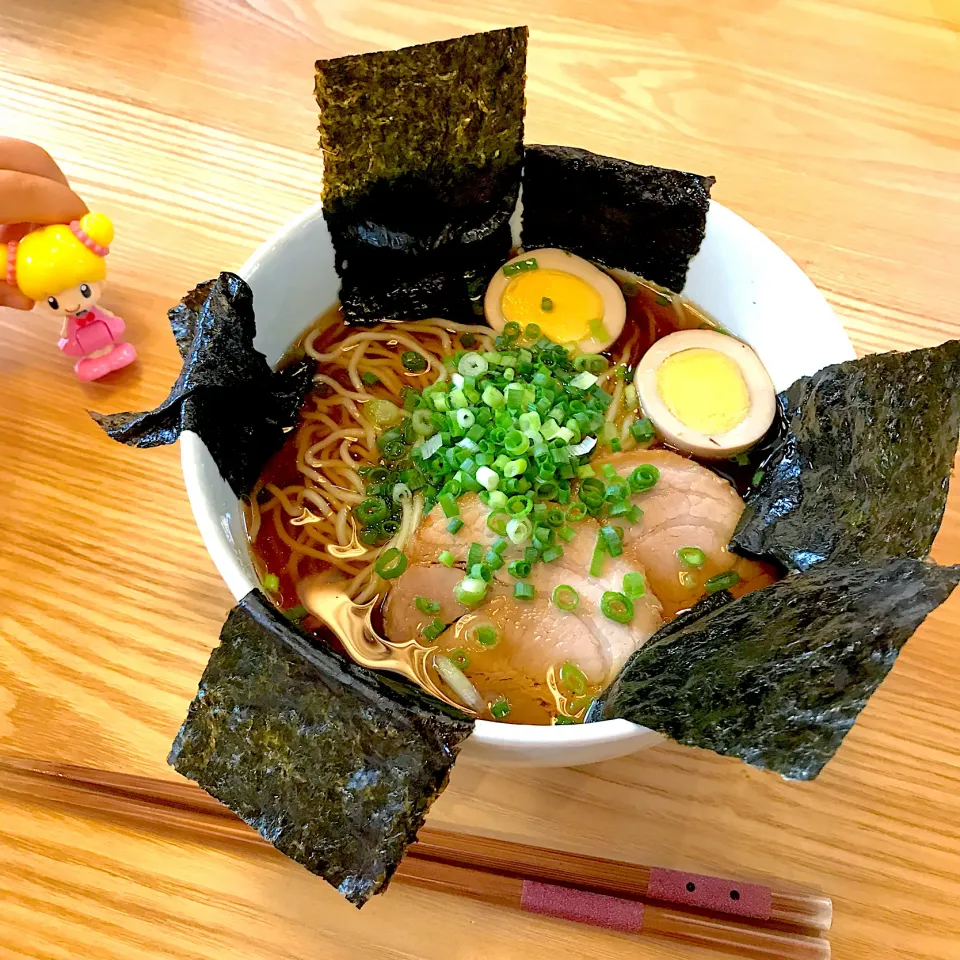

{"left": 90, "top": 273, "right": 314, "bottom": 498}
{"left": 594, "top": 341, "right": 960, "bottom": 779}
{"left": 521, "top": 144, "right": 715, "bottom": 293}
{"left": 315, "top": 27, "right": 528, "bottom": 325}
{"left": 733, "top": 340, "right": 960, "bottom": 571}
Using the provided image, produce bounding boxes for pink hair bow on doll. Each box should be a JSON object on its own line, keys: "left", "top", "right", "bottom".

{"left": 7, "top": 212, "right": 136, "bottom": 381}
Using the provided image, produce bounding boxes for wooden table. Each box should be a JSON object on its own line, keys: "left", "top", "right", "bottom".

{"left": 1, "top": 2, "right": 958, "bottom": 957}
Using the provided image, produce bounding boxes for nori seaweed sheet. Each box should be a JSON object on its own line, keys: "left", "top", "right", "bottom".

{"left": 594, "top": 559, "right": 960, "bottom": 780}
{"left": 315, "top": 27, "right": 527, "bottom": 324}
{"left": 520, "top": 145, "right": 715, "bottom": 293}
{"left": 169, "top": 592, "right": 473, "bottom": 906}
{"left": 90, "top": 273, "right": 314, "bottom": 498}
{"left": 732, "top": 341, "right": 960, "bottom": 572}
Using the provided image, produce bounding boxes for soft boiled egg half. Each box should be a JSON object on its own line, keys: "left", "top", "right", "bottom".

{"left": 634, "top": 329, "right": 776, "bottom": 459}
{"left": 484, "top": 249, "right": 626, "bottom": 353}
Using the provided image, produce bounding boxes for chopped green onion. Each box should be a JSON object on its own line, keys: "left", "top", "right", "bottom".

{"left": 630, "top": 418, "right": 656, "bottom": 443}
{"left": 507, "top": 495, "right": 532, "bottom": 517}
{"left": 732, "top": 451, "right": 751, "bottom": 467}
{"left": 439, "top": 550, "right": 456, "bottom": 568}
{"left": 454, "top": 577, "right": 487, "bottom": 607}
{"left": 506, "top": 517, "right": 532, "bottom": 544}
{"left": 566, "top": 502, "right": 588, "bottom": 522}
{"left": 558, "top": 524, "right": 576, "bottom": 542}
{"left": 450, "top": 648, "right": 470, "bottom": 670}
{"left": 622, "top": 572, "right": 646, "bottom": 599}
{"left": 514, "top": 582, "right": 535, "bottom": 600}
{"left": 600, "top": 590, "right": 634, "bottom": 623}
{"left": 482, "top": 385, "right": 505, "bottom": 408}
{"left": 574, "top": 354, "right": 607, "bottom": 374}
{"left": 525, "top": 322, "right": 542, "bottom": 339}
{"left": 559, "top": 661, "right": 588, "bottom": 695}
{"left": 283, "top": 604, "right": 308, "bottom": 622}
{"left": 545, "top": 508, "right": 566, "bottom": 528}
{"left": 504, "top": 429, "right": 530, "bottom": 456}
{"left": 552, "top": 584, "right": 579, "bottom": 611}
{"left": 589, "top": 318, "right": 610, "bottom": 342}
{"left": 601, "top": 464, "right": 618, "bottom": 480}
{"left": 475, "top": 625, "right": 499, "bottom": 647}
{"left": 589, "top": 532, "right": 606, "bottom": 577}
{"left": 541, "top": 545, "right": 564, "bottom": 563}
{"left": 507, "top": 559, "right": 532, "bottom": 578}
{"left": 447, "top": 517, "right": 464, "bottom": 534}
{"left": 628, "top": 464, "right": 661, "bottom": 493}
{"left": 476, "top": 466, "right": 500, "bottom": 490}
{"left": 600, "top": 524, "right": 623, "bottom": 558}
{"left": 471, "top": 562, "right": 493, "bottom": 583}
{"left": 375, "top": 548, "right": 407, "bottom": 579}
{"left": 360, "top": 371, "right": 380, "bottom": 386}
{"left": 491, "top": 536, "right": 508, "bottom": 555}
{"left": 605, "top": 481, "right": 629, "bottom": 502}
{"left": 458, "top": 353, "right": 489, "bottom": 377}
{"left": 540, "top": 297, "right": 553, "bottom": 312}
{"left": 570, "top": 370, "right": 599, "bottom": 390}
{"left": 705, "top": 570, "right": 741, "bottom": 594}
{"left": 578, "top": 477, "right": 606, "bottom": 508}
{"left": 354, "top": 497, "right": 389, "bottom": 526}
{"left": 439, "top": 492, "right": 460, "bottom": 518}
{"left": 423, "top": 618, "right": 446, "bottom": 641}
{"left": 751, "top": 469, "right": 765, "bottom": 487}
{"left": 502, "top": 257, "right": 538, "bottom": 277}
{"left": 460, "top": 333, "right": 477, "bottom": 348}
{"left": 677, "top": 546, "right": 707, "bottom": 568}
{"left": 486, "top": 512, "right": 509, "bottom": 535}
{"left": 503, "top": 321, "right": 522, "bottom": 339}
{"left": 455, "top": 408, "right": 476, "bottom": 430}
{"left": 655, "top": 293, "right": 672, "bottom": 306}
{"left": 415, "top": 596, "right": 441, "bottom": 614}
{"left": 263, "top": 573, "right": 280, "bottom": 593}
{"left": 491, "top": 697, "right": 511, "bottom": 719}
{"left": 401, "top": 351, "right": 428, "bottom": 372}
{"left": 412, "top": 408, "right": 436, "bottom": 436}
{"left": 467, "top": 542, "right": 484, "bottom": 567}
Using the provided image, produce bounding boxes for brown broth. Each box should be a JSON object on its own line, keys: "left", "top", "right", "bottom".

{"left": 247, "top": 279, "right": 784, "bottom": 722}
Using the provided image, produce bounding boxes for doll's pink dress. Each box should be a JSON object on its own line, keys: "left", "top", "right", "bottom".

{"left": 58, "top": 305, "right": 136, "bottom": 380}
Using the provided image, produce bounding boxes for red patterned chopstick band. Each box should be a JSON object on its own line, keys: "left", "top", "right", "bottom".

{"left": 520, "top": 867, "right": 772, "bottom": 931}
{"left": 521, "top": 881, "right": 644, "bottom": 933}
{"left": 646, "top": 867, "right": 772, "bottom": 920}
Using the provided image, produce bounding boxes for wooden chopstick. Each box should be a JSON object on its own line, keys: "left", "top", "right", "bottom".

{"left": 0, "top": 757, "right": 831, "bottom": 958}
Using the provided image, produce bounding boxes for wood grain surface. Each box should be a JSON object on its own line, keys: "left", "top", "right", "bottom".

{"left": 1, "top": 1, "right": 958, "bottom": 958}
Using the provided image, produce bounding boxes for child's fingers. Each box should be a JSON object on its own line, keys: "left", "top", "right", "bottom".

{"left": 0, "top": 169, "right": 88, "bottom": 226}
{"left": 0, "top": 222, "right": 37, "bottom": 244}
{"left": 0, "top": 280, "right": 34, "bottom": 310}
{"left": 0, "top": 137, "right": 72, "bottom": 186}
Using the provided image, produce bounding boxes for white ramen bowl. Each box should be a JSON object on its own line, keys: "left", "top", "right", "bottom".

{"left": 181, "top": 199, "right": 855, "bottom": 767}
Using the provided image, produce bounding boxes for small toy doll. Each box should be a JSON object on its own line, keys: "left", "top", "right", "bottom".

{"left": 7, "top": 212, "right": 136, "bottom": 380}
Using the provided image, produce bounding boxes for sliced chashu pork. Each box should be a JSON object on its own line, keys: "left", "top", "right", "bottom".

{"left": 592, "top": 448, "right": 777, "bottom": 617}
{"left": 382, "top": 495, "right": 662, "bottom": 720}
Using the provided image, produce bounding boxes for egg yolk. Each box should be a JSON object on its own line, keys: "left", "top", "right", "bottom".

{"left": 656, "top": 348, "right": 750, "bottom": 435}
{"left": 500, "top": 269, "right": 603, "bottom": 342}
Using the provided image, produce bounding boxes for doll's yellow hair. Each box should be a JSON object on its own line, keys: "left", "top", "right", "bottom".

{"left": 15, "top": 212, "right": 113, "bottom": 301}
